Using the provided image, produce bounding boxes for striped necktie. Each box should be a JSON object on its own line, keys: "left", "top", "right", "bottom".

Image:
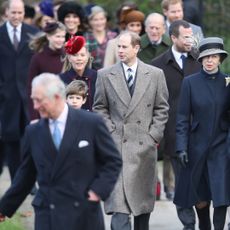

{"left": 127, "top": 68, "right": 134, "bottom": 89}
{"left": 13, "top": 27, "right": 19, "bottom": 50}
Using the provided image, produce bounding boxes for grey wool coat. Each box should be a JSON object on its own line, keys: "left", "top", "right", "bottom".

{"left": 93, "top": 60, "right": 169, "bottom": 216}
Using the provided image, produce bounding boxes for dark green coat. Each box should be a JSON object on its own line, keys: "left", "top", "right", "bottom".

{"left": 138, "top": 34, "right": 171, "bottom": 64}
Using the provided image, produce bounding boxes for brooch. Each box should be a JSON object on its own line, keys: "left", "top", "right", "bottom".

{"left": 225, "top": 76, "right": 230, "bottom": 87}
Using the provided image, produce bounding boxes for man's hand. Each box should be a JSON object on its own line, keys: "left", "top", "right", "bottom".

{"left": 177, "top": 151, "right": 188, "bottom": 168}
{"left": 88, "top": 190, "right": 100, "bottom": 202}
{"left": 0, "top": 213, "right": 5, "bottom": 222}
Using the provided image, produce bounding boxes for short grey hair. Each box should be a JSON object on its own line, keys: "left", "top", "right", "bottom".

{"left": 144, "top": 13, "right": 165, "bottom": 27}
{"left": 32, "top": 73, "right": 66, "bottom": 99}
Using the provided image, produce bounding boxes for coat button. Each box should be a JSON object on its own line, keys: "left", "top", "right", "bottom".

{"left": 137, "top": 121, "right": 141, "bottom": 124}
{"left": 139, "top": 141, "right": 143, "bottom": 145}
{"left": 74, "top": 201, "right": 79, "bottom": 207}
{"left": 123, "top": 139, "right": 127, "bottom": 143}
{"left": 49, "top": 204, "right": 55, "bottom": 210}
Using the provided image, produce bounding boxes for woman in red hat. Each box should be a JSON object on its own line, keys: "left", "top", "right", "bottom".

{"left": 28, "top": 22, "right": 66, "bottom": 120}
{"left": 60, "top": 35, "right": 97, "bottom": 111}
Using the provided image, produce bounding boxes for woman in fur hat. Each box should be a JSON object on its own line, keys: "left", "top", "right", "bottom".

{"left": 57, "top": 1, "right": 86, "bottom": 41}
{"left": 104, "top": 9, "right": 145, "bottom": 67}
{"left": 174, "top": 37, "right": 230, "bottom": 230}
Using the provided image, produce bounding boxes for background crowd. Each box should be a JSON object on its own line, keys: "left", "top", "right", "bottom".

{"left": 0, "top": 0, "right": 229, "bottom": 230}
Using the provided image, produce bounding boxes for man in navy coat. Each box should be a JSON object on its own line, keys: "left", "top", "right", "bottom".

{"left": 0, "top": 0, "right": 38, "bottom": 180}
{"left": 0, "top": 73, "right": 122, "bottom": 230}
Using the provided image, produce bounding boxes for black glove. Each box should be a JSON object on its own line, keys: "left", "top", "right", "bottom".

{"left": 177, "top": 151, "right": 188, "bottom": 168}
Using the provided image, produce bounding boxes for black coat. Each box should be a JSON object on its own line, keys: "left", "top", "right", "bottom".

{"left": 0, "top": 23, "right": 38, "bottom": 141}
{"left": 174, "top": 69, "right": 230, "bottom": 208}
{"left": 151, "top": 49, "right": 201, "bottom": 157}
{"left": 0, "top": 108, "right": 122, "bottom": 230}
{"left": 60, "top": 68, "right": 97, "bottom": 111}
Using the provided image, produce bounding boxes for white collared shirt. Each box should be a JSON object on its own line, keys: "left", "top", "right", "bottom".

{"left": 6, "top": 21, "right": 22, "bottom": 44}
{"left": 171, "top": 45, "right": 188, "bottom": 69}
{"left": 122, "top": 60, "right": 138, "bottom": 82}
{"left": 49, "top": 104, "right": 68, "bottom": 139}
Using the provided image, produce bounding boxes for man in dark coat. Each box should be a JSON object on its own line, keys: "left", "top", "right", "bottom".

{"left": 0, "top": 0, "right": 38, "bottom": 180}
{"left": 0, "top": 73, "right": 122, "bottom": 230}
{"left": 151, "top": 20, "right": 201, "bottom": 230}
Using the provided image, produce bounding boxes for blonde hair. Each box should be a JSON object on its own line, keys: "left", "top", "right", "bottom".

{"left": 61, "top": 45, "right": 93, "bottom": 73}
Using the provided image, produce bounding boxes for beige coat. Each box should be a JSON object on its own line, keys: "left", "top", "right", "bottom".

{"left": 93, "top": 60, "right": 169, "bottom": 216}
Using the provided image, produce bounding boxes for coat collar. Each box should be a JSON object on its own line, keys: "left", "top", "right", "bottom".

{"left": 140, "top": 33, "right": 171, "bottom": 49}
{"left": 108, "top": 60, "right": 152, "bottom": 117}
{"left": 37, "top": 107, "right": 82, "bottom": 181}
{"left": 1, "top": 23, "right": 31, "bottom": 53}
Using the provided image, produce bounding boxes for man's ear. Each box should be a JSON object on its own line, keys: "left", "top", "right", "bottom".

{"left": 135, "top": 45, "right": 140, "bottom": 53}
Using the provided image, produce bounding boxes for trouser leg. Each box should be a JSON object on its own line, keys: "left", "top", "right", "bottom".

{"left": 111, "top": 213, "right": 131, "bottom": 230}
{"left": 134, "top": 213, "right": 150, "bottom": 230}
{"left": 163, "top": 155, "right": 175, "bottom": 200}
{"left": 213, "top": 206, "right": 227, "bottom": 230}
{"left": 176, "top": 206, "right": 196, "bottom": 229}
{"left": 4, "top": 141, "right": 21, "bottom": 181}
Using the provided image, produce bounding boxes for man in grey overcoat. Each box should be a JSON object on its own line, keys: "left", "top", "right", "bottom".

{"left": 93, "top": 31, "right": 169, "bottom": 230}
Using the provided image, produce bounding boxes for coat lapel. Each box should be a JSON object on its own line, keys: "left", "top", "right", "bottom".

{"left": 108, "top": 63, "right": 131, "bottom": 107}
{"left": 1, "top": 24, "right": 16, "bottom": 52}
{"left": 126, "top": 61, "right": 151, "bottom": 117}
{"left": 37, "top": 118, "right": 57, "bottom": 162}
{"left": 51, "top": 108, "right": 82, "bottom": 181}
{"left": 17, "top": 24, "right": 28, "bottom": 53}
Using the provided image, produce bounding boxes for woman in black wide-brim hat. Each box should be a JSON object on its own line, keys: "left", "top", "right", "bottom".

{"left": 174, "top": 37, "right": 230, "bottom": 230}
{"left": 57, "top": 1, "right": 86, "bottom": 41}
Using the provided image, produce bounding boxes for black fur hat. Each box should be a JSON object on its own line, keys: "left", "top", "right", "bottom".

{"left": 57, "top": 1, "right": 85, "bottom": 23}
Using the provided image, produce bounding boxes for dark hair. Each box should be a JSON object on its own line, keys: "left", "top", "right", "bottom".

{"left": 57, "top": 1, "right": 85, "bottom": 23}
{"left": 169, "top": 20, "right": 190, "bottom": 37}
{"left": 24, "top": 5, "right": 35, "bottom": 19}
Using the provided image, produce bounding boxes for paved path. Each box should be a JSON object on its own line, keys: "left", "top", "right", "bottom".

{"left": 0, "top": 165, "right": 229, "bottom": 230}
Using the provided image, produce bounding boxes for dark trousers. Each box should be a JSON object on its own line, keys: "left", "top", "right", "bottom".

{"left": 172, "top": 158, "right": 196, "bottom": 229}
{"left": 176, "top": 206, "right": 196, "bottom": 229}
{"left": 2, "top": 140, "right": 21, "bottom": 181}
{"left": 111, "top": 213, "right": 150, "bottom": 230}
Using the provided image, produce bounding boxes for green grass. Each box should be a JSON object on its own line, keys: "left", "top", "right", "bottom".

{"left": 0, "top": 213, "right": 25, "bottom": 230}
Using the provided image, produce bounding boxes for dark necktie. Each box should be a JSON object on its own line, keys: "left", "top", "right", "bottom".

{"left": 180, "top": 54, "right": 186, "bottom": 70}
{"left": 127, "top": 68, "right": 134, "bottom": 90}
{"left": 13, "top": 27, "right": 19, "bottom": 50}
